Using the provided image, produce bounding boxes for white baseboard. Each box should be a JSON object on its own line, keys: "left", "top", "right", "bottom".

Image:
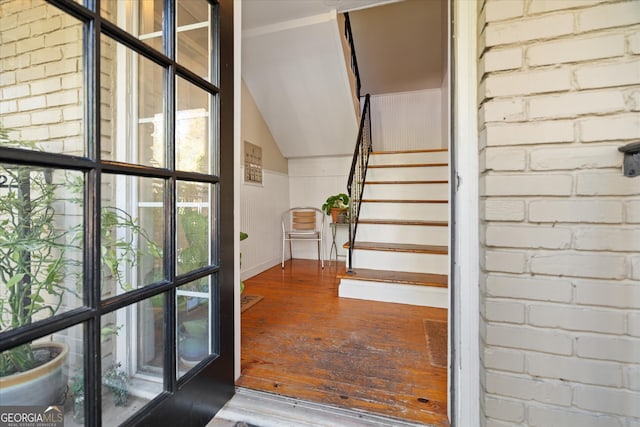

{"left": 241, "top": 256, "right": 283, "bottom": 281}
{"left": 339, "top": 278, "right": 449, "bottom": 308}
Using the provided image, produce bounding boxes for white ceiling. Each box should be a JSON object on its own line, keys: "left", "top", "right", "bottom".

{"left": 348, "top": 0, "right": 446, "bottom": 94}
{"left": 241, "top": 0, "right": 446, "bottom": 158}
{"left": 242, "top": 13, "right": 359, "bottom": 158}
{"left": 242, "top": 0, "right": 400, "bottom": 30}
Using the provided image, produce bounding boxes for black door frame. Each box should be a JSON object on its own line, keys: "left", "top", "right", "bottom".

{"left": 0, "top": 0, "right": 235, "bottom": 425}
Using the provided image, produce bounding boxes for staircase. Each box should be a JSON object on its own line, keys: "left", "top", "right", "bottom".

{"left": 338, "top": 149, "right": 449, "bottom": 308}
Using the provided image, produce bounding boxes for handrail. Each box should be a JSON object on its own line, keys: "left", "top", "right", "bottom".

{"left": 346, "top": 94, "right": 371, "bottom": 273}
{"left": 343, "top": 12, "right": 361, "bottom": 99}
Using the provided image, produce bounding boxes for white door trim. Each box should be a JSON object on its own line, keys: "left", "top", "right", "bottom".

{"left": 450, "top": 0, "right": 480, "bottom": 426}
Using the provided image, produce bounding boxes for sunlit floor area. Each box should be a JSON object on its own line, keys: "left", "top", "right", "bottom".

{"left": 236, "top": 259, "right": 449, "bottom": 426}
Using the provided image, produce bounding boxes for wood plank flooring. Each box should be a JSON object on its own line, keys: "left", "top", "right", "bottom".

{"left": 238, "top": 260, "right": 449, "bottom": 426}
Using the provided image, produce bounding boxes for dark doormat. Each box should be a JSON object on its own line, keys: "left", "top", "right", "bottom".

{"left": 241, "top": 294, "right": 263, "bottom": 313}
{"left": 423, "top": 319, "right": 447, "bottom": 368}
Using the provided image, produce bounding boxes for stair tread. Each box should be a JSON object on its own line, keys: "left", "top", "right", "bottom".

{"left": 358, "top": 219, "right": 448, "bottom": 226}
{"left": 337, "top": 268, "right": 448, "bottom": 288}
{"left": 361, "top": 199, "right": 448, "bottom": 204}
{"left": 344, "top": 241, "right": 448, "bottom": 254}
{"left": 370, "top": 148, "right": 448, "bottom": 155}
{"left": 369, "top": 163, "right": 448, "bottom": 168}
{"left": 366, "top": 180, "right": 448, "bottom": 185}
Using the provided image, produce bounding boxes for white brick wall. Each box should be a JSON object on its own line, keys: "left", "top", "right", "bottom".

{"left": 0, "top": 2, "right": 82, "bottom": 149}
{"left": 479, "top": 0, "right": 640, "bottom": 425}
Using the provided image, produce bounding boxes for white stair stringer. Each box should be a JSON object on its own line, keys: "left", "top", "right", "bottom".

{"left": 339, "top": 278, "right": 448, "bottom": 308}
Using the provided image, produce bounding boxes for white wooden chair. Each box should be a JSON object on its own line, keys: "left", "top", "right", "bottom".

{"left": 281, "top": 207, "right": 324, "bottom": 268}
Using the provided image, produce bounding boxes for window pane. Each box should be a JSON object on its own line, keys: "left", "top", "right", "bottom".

{"left": 0, "top": 324, "right": 84, "bottom": 425}
{"left": 0, "top": 1, "right": 84, "bottom": 156}
{"left": 101, "top": 0, "right": 163, "bottom": 54}
{"left": 177, "top": 181, "right": 212, "bottom": 274}
{"left": 101, "top": 37, "right": 165, "bottom": 168}
{"left": 177, "top": 0, "right": 210, "bottom": 81}
{"left": 101, "top": 174, "right": 164, "bottom": 299}
{"left": 176, "top": 78, "right": 211, "bottom": 174}
{"left": 0, "top": 164, "right": 83, "bottom": 333}
{"left": 101, "top": 296, "right": 164, "bottom": 426}
{"left": 177, "top": 277, "right": 213, "bottom": 378}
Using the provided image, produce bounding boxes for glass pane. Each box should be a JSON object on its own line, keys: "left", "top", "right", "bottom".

{"left": 177, "top": 0, "right": 210, "bottom": 80}
{"left": 0, "top": 324, "right": 84, "bottom": 426}
{"left": 101, "top": 0, "right": 163, "bottom": 53}
{"left": 0, "top": 164, "right": 83, "bottom": 333}
{"left": 178, "top": 27, "right": 210, "bottom": 81}
{"left": 101, "top": 296, "right": 164, "bottom": 426}
{"left": 0, "top": 0, "right": 84, "bottom": 156}
{"left": 177, "top": 181, "right": 212, "bottom": 274}
{"left": 176, "top": 78, "right": 211, "bottom": 174}
{"left": 101, "top": 174, "right": 164, "bottom": 299}
{"left": 101, "top": 37, "right": 165, "bottom": 168}
{"left": 177, "top": 277, "right": 213, "bottom": 378}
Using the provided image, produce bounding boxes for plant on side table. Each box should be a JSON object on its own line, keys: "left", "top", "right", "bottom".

{"left": 321, "top": 193, "right": 349, "bottom": 223}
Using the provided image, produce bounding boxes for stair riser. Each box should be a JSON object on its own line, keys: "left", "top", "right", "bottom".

{"left": 356, "top": 223, "right": 448, "bottom": 246}
{"left": 352, "top": 250, "right": 448, "bottom": 275}
{"left": 358, "top": 202, "right": 448, "bottom": 221}
{"left": 366, "top": 166, "right": 448, "bottom": 181}
{"left": 368, "top": 151, "right": 449, "bottom": 165}
{"left": 363, "top": 183, "right": 448, "bottom": 200}
{"left": 339, "top": 279, "right": 448, "bottom": 308}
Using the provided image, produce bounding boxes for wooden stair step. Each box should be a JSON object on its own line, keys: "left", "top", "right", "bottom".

{"left": 366, "top": 180, "right": 448, "bottom": 185}
{"left": 361, "top": 199, "right": 448, "bottom": 204}
{"left": 358, "top": 219, "right": 448, "bottom": 227}
{"left": 343, "top": 241, "right": 448, "bottom": 254}
{"left": 368, "top": 163, "right": 447, "bottom": 169}
{"left": 337, "top": 268, "right": 448, "bottom": 288}
{"left": 370, "top": 148, "right": 448, "bottom": 155}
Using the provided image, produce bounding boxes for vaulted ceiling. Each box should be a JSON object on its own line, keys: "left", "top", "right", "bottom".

{"left": 241, "top": 0, "right": 446, "bottom": 158}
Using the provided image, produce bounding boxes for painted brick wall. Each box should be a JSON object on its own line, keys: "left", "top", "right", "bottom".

{"left": 478, "top": 0, "right": 640, "bottom": 425}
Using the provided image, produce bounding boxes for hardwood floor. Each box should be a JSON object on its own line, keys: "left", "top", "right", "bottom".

{"left": 237, "top": 259, "right": 449, "bottom": 426}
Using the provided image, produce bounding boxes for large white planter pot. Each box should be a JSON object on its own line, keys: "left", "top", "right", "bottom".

{"left": 0, "top": 342, "right": 69, "bottom": 406}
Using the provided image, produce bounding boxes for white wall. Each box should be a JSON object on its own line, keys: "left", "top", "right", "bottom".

{"left": 370, "top": 89, "right": 443, "bottom": 151}
{"left": 240, "top": 168, "right": 290, "bottom": 280}
{"left": 288, "top": 156, "right": 352, "bottom": 262}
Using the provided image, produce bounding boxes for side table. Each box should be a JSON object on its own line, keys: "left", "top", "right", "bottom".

{"left": 329, "top": 222, "right": 349, "bottom": 262}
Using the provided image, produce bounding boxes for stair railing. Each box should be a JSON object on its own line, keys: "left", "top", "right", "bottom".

{"left": 347, "top": 93, "right": 371, "bottom": 273}
{"left": 344, "top": 12, "right": 361, "bottom": 99}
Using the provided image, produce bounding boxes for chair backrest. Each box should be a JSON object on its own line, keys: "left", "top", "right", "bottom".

{"left": 282, "top": 207, "right": 324, "bottom": 234}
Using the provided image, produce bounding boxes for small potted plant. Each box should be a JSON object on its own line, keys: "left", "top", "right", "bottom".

{"left": 322, "top": 193, "right": 349, "bottom": 223}
{"left": 103, "top": 363, "right": 129, "bottom": 406}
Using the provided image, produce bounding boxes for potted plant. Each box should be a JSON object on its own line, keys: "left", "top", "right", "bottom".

{"left": 0, "top": 124, "right": 161, "bottom": 406}
{"left": 322, "top": 193, "right": 349, "bottom": 223}
{"left": 0, "top": 125, "right": 77, "bottom": 405}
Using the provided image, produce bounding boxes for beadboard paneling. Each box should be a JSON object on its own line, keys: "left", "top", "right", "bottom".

{"left": 288, "top": 156, "right": 351, "bottom": 261}
{"left": 240, "top": 168, "right": 290, "bottom": 280}
{"left": 370, "top": 89, "right": 443, "bottom": 151}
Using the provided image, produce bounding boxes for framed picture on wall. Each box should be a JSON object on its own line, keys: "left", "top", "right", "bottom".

{"left": 244, "top": 141, "right": 263, "bottom": 185}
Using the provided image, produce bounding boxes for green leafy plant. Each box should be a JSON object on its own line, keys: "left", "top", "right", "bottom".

{"left": 0, "top": 125, "right": 79, "bottom": 376}
{"left": 0, "top": 124, "right": 161, "bottom": 382}
{"left": 103, "top": 362, "right": 129, "bottom": 406}
{"left": 321, "top": 193, "right": 349, "bottom": 216}
{"left": 240, "top": 232, "right": 248, "bottom": 293}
